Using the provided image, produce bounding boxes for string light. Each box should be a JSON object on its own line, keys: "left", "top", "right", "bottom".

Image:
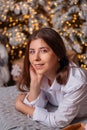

{"left": 0, "top": 0, "right": 87, "bottom": 69}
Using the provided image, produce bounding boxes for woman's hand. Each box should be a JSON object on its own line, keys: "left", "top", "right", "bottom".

{"left": 30, "top": 65, "right": 43, "bottom": 85}
{"left": 15, "top": 93, "right": 35, "bottom": 116}
{"left": 28, "top": 65, "right": 43, "bottom": 102}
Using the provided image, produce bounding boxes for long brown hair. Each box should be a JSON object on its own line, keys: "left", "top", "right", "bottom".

{"left": 18, "top": 27, "right": 69, "bottom": 92}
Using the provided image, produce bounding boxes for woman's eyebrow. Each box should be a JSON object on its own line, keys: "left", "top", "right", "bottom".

{"left": 40, "top": 47, "right": 47, "bottom": 49}
{"left": 29, "top": 47, "right": 48, "bottom": 49}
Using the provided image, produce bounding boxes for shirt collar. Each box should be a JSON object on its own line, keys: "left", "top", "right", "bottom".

{"left": 41, "top": 76, "right": 61, "bottom": 91}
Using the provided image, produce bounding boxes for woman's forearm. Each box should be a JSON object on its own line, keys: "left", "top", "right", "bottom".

{"left": 16, "top": 101, "right": 35, "bottom": 116}
{"left": 27, "top": 82, "right": 41, "bottom": 102}
{"left": 15, "top": 93, "right": 35, "bottom": 116}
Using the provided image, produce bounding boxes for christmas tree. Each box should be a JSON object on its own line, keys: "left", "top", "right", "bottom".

{"left": 52, "top": 0, "right": 87, "bottom": 69}
{"left": 0, "top": 0, "right": 87, "bottom": 69}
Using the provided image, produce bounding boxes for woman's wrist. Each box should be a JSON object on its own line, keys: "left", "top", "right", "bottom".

{"left": 27, "top": 88, "right": 40, "bottom": 102}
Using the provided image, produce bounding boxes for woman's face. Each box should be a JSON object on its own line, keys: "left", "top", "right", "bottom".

{"left": 29, "top": 38, "right": 59, "bottom": 78}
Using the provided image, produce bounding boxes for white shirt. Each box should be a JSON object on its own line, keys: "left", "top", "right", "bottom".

{"left": 24, "top": 62, "right": 87, "bottom": 128}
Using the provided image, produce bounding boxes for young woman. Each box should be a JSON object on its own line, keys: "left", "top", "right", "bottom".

{"left": 15, "top": 28, "right": 87, "bottom": 128}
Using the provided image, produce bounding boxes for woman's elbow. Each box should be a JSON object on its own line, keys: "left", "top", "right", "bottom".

{"left": 15, "top": 94, "right": 26, "bottom": 111}
{"left": 15, "top": 100, "right": 21, "bottom": 111}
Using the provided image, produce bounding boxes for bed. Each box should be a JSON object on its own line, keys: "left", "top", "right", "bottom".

{"left": 0, "top": 86, "right": 87, "bottom": 130}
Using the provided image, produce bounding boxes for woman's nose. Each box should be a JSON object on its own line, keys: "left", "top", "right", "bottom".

{"left": 34, "top": 52, "right": 40, "bottom": 61}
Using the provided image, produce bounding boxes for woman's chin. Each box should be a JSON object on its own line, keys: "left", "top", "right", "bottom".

{"left": 36, "top": 70, "right": 45, "bottom": 75}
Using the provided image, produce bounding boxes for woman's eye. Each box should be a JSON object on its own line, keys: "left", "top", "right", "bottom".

{"left": 40, "top": 49, "right": 47, "bottom": 53}
{"left": 29, "top": 50, "right": 35, "bottom": 54}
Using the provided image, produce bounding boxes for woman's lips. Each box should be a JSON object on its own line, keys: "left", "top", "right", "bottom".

{"left": 34, "top": 64, "right": 44, "bottom": 69}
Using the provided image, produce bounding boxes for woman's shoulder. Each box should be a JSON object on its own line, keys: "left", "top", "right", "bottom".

{"left": 62, "top": 62, "right": 87, "bottom": 93}
{"left": 69, "top": 62, "right": 87, "bottom": 80}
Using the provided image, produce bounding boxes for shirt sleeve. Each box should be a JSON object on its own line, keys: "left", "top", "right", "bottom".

{"left": 23, "top": 90, "right": 48, "bottom": 108}
{"left": 32, "top": 84, "right": 87, "bottom": 128}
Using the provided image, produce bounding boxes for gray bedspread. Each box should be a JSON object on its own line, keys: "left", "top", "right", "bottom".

{"left": 0, "top": 86, "right": 87, "bottom": 130}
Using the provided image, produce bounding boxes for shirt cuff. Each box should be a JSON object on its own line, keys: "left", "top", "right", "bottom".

{"left": 23, "top": 91, "right": 47, "bottom": 107}
{"left": 33, "top": 106, "right": 48, "bottom": 121}
{"left": 23, "top": 93, "right": 40, "bottom": 106}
